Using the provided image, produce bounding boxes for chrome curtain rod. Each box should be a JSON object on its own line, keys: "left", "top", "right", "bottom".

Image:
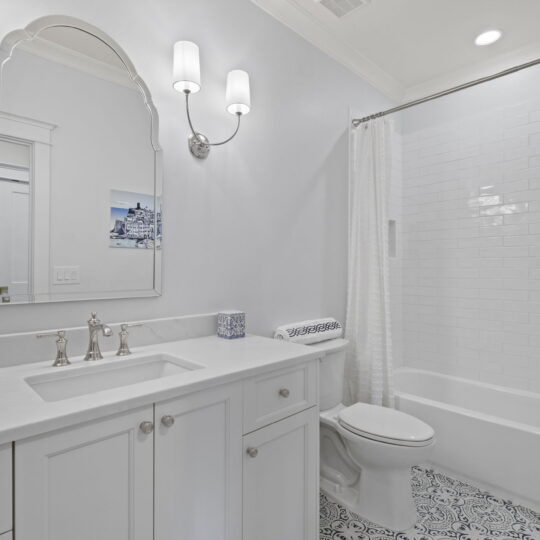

{"left": 351, "top": 57, "right": 540, "bottom": 127}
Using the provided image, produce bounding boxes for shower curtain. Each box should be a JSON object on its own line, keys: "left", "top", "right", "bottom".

{"left": 344, "top": 117, "right": 394, "bottom": 408}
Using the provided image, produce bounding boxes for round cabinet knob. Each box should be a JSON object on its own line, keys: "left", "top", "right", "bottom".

{"left": 161, "top": 415, "right": 175, "bottom": 428}
{"left": 246, "top": 447, "right": 258, "bottom": 458}
{"left": 139, "top": 421, "right": 154, "bottom": 434}
{"left": 279, "top": 388, "right": 290, "bottom": 398}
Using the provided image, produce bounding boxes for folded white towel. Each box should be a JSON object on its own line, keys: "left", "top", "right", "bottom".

{"left": 274, "top": 318, "right": 343, "bottom": 345}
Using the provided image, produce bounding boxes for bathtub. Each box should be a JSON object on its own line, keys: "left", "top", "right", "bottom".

{"left": 394, "top": 368, "right": 540, "bottom": 511}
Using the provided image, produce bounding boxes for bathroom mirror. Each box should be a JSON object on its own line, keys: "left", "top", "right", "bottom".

{"left": 0, "top": 16, "right": 162, "bottom": 305}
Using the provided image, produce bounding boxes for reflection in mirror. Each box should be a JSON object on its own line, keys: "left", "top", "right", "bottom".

{"left": 0, "top": 18, "right": 162, "bottom": 305}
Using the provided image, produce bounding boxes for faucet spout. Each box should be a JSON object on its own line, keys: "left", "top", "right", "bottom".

{"left": 102, "top": 324, "right": 113, "bottom": 337}
{"left": 84, "top": 312, "right": 113, "bottom": 361}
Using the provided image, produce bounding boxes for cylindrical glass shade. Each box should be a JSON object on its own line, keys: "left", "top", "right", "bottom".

{"left": 173, "top": 41, "right": 201, "bottom": 93}
{"left": 226, "top": 70, "right": 251, "bottom": 115}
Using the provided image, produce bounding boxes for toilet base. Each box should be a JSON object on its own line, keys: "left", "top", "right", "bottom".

{"left": 320, "top": 477, "right": 359, "bottom": 514}
{"left": 357, "top": 466, "right": 417, "bottom": 530}
{"left": 320, "top": 466, "right": 417, "bottom": 531}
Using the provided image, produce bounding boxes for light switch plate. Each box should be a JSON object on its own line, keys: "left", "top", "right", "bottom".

{"left": 53, "top": 266, "right": 80, "bottom": 285}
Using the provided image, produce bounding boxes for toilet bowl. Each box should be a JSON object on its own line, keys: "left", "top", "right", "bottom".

{"left": 312, "top": 339, "right": 435, "bottom": 531}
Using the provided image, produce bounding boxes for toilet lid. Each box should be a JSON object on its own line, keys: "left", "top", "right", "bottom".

{"left": 338, "top": 403, "right": 434, "bottom": 447}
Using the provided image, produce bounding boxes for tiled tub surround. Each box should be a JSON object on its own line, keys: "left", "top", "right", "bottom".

{"left": 395, "top": 368, "right": 540, "bottom": 511}
{"left": 320, "top": 467, "right": 540, "bottom": 540}
{"left": 399, "top": 90, "right": 540, "bottom": 393}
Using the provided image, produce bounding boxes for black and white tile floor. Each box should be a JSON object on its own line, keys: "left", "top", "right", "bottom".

{"left": 320, "top": 467, "right": 540, "bottom": 540}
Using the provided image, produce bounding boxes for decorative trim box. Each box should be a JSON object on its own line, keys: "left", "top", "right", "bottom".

{"left": 217, "top": 310, "right": 245, "bottom": 339}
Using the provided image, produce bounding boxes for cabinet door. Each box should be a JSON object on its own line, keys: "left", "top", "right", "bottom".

{"left": 243, "top": 407, "right": 319, "bottom": 540}
{"left": 0, "top": 444, "right": 12, "bottom": 535}
{"left": 154, "top": 383, "right": 243, "bottom": 540}
{"left": 15, "top": 406, "right": 154, "bottom": 540}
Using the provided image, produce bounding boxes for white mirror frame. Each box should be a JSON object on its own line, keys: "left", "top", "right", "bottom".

{"left": 0, "top": 15, "right": 162, "bottom": 304}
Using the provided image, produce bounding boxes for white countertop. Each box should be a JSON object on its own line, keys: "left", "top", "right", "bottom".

{"left": 0, "top": 334, "right": 322, "bottom": 445}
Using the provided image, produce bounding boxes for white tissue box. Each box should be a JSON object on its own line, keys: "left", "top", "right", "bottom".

{"left": 217, "top": 310, "right": 245, "bottom": 339}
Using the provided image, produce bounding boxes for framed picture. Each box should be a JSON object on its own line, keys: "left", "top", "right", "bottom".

{"left": 110, "top": 189, "right": 162, "bottom": 249}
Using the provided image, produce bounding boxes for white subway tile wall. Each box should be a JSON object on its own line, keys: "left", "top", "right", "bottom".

{"left": 399, "top": 99, "right": 540, "bottom": 393}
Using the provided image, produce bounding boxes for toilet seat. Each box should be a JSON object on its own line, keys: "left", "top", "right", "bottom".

{"left": 338, "top": 403, "right": 434, "bottom": 447}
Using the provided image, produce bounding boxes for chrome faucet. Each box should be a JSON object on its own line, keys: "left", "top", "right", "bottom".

{"left": 36, "top": 330, "right": 71, "bottom": 367}
{"left": 116, "top": 323, "right": 143, "bottom": 356}
{"left": 84, "top": 312, "right": 113, "bottom": 361}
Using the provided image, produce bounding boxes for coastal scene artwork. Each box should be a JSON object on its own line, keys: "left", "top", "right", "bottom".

{"left": 110, "top": 190, "right": 162, "bottom": 249}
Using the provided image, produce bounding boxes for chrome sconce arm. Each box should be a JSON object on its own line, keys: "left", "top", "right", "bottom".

{"left": 185, "top": 92, "right": 242, "bottom": 159}
{"left": 173, "top": 41, "right": 251, "bottom": 159}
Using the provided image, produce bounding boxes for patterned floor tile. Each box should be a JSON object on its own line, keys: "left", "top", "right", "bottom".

{"left": 320, "top": 466, "right": 540, "bottom": 540}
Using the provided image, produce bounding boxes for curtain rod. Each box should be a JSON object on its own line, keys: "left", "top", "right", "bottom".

{"left": 352, "top": 57, "right": 540, "bottom": 127}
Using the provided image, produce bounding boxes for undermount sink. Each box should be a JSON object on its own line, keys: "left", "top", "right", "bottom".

{"left": 25, "top": 353, "right": 204, "bottom": 402}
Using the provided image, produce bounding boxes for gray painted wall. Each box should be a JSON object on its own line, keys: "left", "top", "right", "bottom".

{"left": 0, "top": 0, "right": 391, "bottom": 337}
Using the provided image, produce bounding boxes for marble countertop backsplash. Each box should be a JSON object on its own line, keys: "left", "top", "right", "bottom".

{"left": 0, "top": 313, "right": 218, "bottom": 368}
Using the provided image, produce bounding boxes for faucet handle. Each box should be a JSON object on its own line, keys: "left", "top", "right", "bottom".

{"left": 36, "top": 330, "right": 71, "bottom": 367}
{"left": 116, "top": 323, "right": 144, "bottom": 356}
{"left": 121, "top": 323, "right": 143, "bottom": 331}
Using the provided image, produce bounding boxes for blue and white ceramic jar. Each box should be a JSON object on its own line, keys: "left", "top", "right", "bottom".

{"left": 217, "top": 310, "right": 246, "bottom": 339}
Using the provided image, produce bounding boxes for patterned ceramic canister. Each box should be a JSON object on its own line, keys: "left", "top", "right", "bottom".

{"left": 217, "top": 310, "right": 246, "bottom": 339}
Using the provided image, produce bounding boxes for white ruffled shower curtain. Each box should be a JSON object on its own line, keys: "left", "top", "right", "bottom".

{"left": 344, "top": 117, "right": 395, "bottom": 408}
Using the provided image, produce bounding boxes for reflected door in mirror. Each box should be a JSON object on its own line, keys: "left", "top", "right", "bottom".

{"left": 0, "top": 139, "right": 30, "bottom": 302}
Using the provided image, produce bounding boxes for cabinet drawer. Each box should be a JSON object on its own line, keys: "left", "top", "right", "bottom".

{"left": 0, "top": 444, "right": 12, "bottom": 535}
{"left": 243, "top": 362, "right": 317, "bottom": 433}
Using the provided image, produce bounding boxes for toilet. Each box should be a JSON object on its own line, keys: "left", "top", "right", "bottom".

{"left": 313, "top": 338, "right": 435, "bottom": 531}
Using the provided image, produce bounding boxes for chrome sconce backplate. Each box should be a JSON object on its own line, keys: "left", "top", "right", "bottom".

{"left": 188, "top": 133, "right": 211, "bottom": 159}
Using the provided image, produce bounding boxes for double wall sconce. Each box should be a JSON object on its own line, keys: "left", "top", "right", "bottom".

{"left": 173, "top": 41, "right": 251, "bottom": 159}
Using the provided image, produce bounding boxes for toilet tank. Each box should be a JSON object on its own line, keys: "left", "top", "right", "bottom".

{"left": 310, "top": 338, "right": 349, "bottom": 411}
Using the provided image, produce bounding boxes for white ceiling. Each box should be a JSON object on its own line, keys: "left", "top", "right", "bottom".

{"left": 251, "top": 0, "right": 540, "bottom": 102}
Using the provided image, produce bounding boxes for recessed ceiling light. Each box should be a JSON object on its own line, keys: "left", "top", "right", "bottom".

{"left": 475, "top": 29, "right": 502, "bottom": 46}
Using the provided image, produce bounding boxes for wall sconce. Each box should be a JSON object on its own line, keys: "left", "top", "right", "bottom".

{"left": 173, "top": 41, "right": 251, "bottom": 159}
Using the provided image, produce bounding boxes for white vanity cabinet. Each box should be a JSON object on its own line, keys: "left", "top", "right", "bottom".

{"left": 15, "top": 406, "right": 155, "bottom": 540}
{"left": 12, "top": 358, "right": 320, "bottom": 540}
{"left": 14, "top": 383, "right": 244, "bottom": 540}
{"left": 154, "top": 383, "right": 243, "bottom": 540}
{"left": 242, "top": 362, "right": 319, "bottom": 540}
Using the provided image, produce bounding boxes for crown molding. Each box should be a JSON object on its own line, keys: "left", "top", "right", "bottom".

{"left": 15, "top": 35, "right": 136, "bottom": 91}
{"left": 253, "top": 0, "right": 540, "bottom": 112}
{"left": 251, "top": 0, "right": 404, "bottom": 102}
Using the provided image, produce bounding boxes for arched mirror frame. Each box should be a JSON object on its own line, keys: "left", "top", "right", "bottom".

{"left": 0, "top": 15, "right": 162, "bottom": 304}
